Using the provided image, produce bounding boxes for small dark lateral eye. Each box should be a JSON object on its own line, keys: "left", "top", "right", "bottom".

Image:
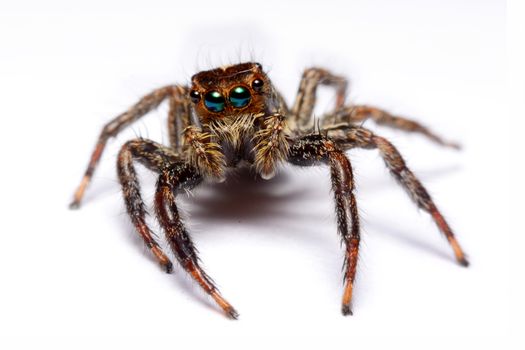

{"left": 229, "top": 86, "right": 251, "bottom": 108}
{"left": 190, "top": 90, "right": 201, "bottom": 103}
{"left": 204, "top": 91, "right": 226, "bottom": 112}
{"left": 252, "top": 79, "right": 264, "bottom": 92}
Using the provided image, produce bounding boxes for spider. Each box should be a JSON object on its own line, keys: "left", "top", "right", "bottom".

{"left": 70, "top": 62, "right": 468, "bottom": 319}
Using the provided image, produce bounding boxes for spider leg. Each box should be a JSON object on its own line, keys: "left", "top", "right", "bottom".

{"left": 273, "top": 88, "right": 290, "bottom": 115}
{"left": 267, "top": 83, "right": 290, "bottom": 115}
{"left": 70, "top": 85, "right": 188, "bottom": 208}
{"left": 290, "top": 67, "right": 348, "bottom": 133}
{"left": 154, "top": 168, "right": 238, "bottom": 319}
{"left": 288, "top": 134, "right": 360, "bottom": 315}
{"left": 167, "top": 85, "right": 193, "bottom": 153}
{"left": 323, "top": 105, "right": 460, "bottom": 149}
{"left": 330, "top": 126, "right": 469, "bottom": 266}
{"left": 116, "top": 139, "right": 185, "bottom": 273}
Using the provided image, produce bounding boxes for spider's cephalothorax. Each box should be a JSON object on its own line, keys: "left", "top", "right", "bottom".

{"left": 71, "top": 62, "right": 468, "bottom": 319}
{"left": 184, "top": 62, "right": 289, "bottom": 180}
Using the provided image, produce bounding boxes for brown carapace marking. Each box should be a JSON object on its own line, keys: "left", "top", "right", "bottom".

{"left": 71, "top": 62, "right": 468, "bottom": 318}
{"left": 190, "top": 63, "right": 270, "bottom": 124}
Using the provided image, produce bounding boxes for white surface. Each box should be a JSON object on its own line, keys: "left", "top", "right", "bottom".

{"left": 0, "top": 0, "right": 518, "bottom": 348}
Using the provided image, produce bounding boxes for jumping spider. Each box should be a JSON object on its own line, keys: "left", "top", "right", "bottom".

{"left": 70, "top": 62, "right": 468, "bottom": 319}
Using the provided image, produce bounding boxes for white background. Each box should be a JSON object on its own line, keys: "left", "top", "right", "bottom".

{"left": 0, "top": 0, "right": 520, "bottom": 348}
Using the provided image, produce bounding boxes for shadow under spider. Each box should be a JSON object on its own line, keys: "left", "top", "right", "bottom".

{"left": 182, "top": 167, "right": 314, "bottom": 223}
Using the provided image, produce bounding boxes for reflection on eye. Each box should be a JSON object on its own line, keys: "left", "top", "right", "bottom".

{"left": 204, "top": 91, "right": 225, "bottom": 112}
{"left": 251, "top": 79, "right": 264, "bottom": 92}
{"left": 189, "top": 90, "right": 200, "bottom": 103}
{"left": 229, "top": 86, "right": 251, "bottom": 108}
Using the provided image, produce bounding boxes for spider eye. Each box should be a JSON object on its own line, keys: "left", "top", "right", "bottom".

{"left": 229, "top": 86, "right": 251, "bottom": 108}
{"left": 251, "top": 79, "right": 264, "bottom": 92}
{"left": 189, "top": 90, "right": 201, "bottom": 103}
{"left": 204, "top": 91, "right": 225, "bottom": 112}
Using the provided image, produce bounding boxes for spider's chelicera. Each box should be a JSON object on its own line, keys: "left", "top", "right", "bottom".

{"left": 71, "top": 62, "right": 468, "bottom": 319}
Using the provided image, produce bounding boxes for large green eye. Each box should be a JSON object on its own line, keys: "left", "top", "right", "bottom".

{"left": 204, "top": 91, "right": 225, "bottom": 112}
{"left": 229, "top": 86, "right": 251, "bottom": 108}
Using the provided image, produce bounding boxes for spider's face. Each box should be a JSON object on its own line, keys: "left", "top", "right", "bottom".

{"left": 189, "top": 62, "right": 270, "bottom": 123}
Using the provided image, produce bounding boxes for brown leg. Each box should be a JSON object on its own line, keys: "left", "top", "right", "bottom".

{"left": 70, "top": 85, "right": 186, "bottom": 208}
{"left": 272, "top": 88, "right": 290, "bottom": 115}
{"left": 154, "top": 168, "right": 238, "bottom": 319}
{"left": 328, "top": 150, "right": 360, "bottom": 315}
{"left": 116, "top": 139, "right": 184, "bottom": 273}
{"left": 325, "top": 105, "right": 460, "bottom": 149}
{"left": 331, "top": 126, "right": 469, "bottom": 266}
{"left": 290, "top": 68, "right": 348, "bottom": 132}
{"left": 167, "top": 85, "right": 192, "bottom": 153}
{"left": 288, "top": 134, "right": 360, "bottom": 315}
{"left": 265, "top": 82, "right": 290, "bottom": 116}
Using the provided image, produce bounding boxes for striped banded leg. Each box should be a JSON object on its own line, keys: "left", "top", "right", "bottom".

{"left": 288, "top": 134, "right": 360, "bottom": 315}
{"left": 331, "top": 126, "right": 468, "bottom": 266}
{"left": 325, "top": 105, "right": 460, "bottom": 149}
{"left": 154, "top": 168, "right": 238, "bottom": 319}
{"left": 116, "top": 139, "right": 183, "bottom": 273}
{"left": 290, "top": 67, "right": 348, "bottom": 132}
{"left": 71, "top": 85, "right": 187, "bottom": 208}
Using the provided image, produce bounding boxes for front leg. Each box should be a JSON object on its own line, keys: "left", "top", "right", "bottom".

{"left": 116, "top": 139, "right": 184, "bottom": 273}
{"left": 154, "top": 166, "right": 238, "bottom": 319}
{"left": 288, "top": 134, "right": 360, "bottom": 315}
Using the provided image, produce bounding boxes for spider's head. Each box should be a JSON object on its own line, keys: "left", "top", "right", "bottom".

{"left": 189, "top": 62, "right": 270, "bottom": 123}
